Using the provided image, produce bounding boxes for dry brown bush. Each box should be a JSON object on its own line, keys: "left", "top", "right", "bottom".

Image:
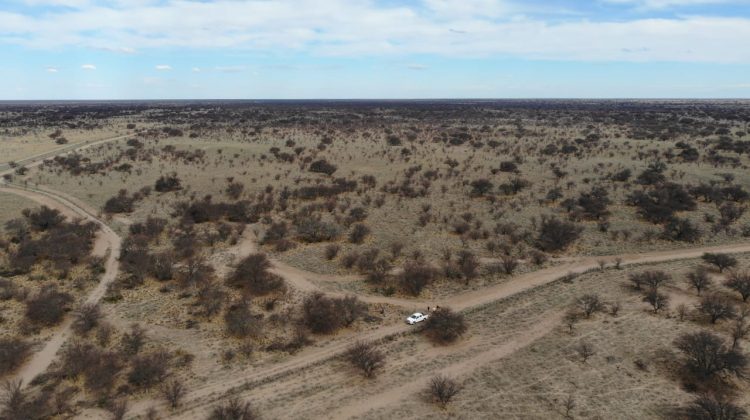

{"left": 302, "top": 293, "right": 366, "bottom": 334}
{"left": 422, "top": 307, "right": 467, "bottom": 344}
{"left": 400, "top": 260, "right": 438, "bottom": 296}
{"left": 0, "top": 338, "right": 30, "bottom": 376}
{"left": 428, "top": 375, "right": 461, "bottom": 408}
{"left": 128, "top": 351, "right": 170, "bottom": 389}
{"left": 208, "top": 397, "right": 259, "bottom": 420}
{"left": 725, "top": 270, "right": 750, "bottom": 302}
{"left": 346, "top": 341, "right": 385, "bottom": 378}
{"left": 162, "top": 379, "right": 186, "bottom": 409}
{"left": 72, "top": 303, "right": 102, "bottom": 335}
{"left": 226, "top": 253, "right": 285, "bottom": 296}
{"left": 25, "top": 285, "right": 73, "bottom": 327}
{"left": 675, "top": 331, "right": 746, "bottom": 380}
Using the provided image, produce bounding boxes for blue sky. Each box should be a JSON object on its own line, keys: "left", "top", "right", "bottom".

{"left": 2, "top": 0, "right": 750, "bottom": 99}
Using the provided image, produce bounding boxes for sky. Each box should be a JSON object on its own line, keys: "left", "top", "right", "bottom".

{"left": 1, "top": 0, "right": 750, "bottom": 99}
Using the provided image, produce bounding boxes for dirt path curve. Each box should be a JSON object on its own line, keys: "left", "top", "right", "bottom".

{"left": 236, "top": 227, "right": 426, "bottom": 309}
{"left": 0, "top": 134, "right": 133, "bottom": 387}
{"left": 449, "top": 242, "right": 750, "bottom": 312}
{"left": 129, "top": 241, "right": 750, "bottom": 419}
{"left": 0, "top": 133, "right": 135, "bottom": 175}
{"left": 331, "top": 310, "right": 564, "bottom": 419}
{"left": 4, "top": 130, "right": 750, "bottom": 417}
{"left": 1, "top": 184, "right": 122, "bottom": 387}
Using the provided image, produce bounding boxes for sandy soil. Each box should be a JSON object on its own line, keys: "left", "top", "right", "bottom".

{"left": 128, "top": 239, "right": 750, "bottom": 419}
{"left": 3, "top": 133, "right": 750, "bottom": 418}
{"left": 331, "top": 310, "right": 565, "bottom": 419}
{"left": 0, "top": 184, "right": 122, "bottom": 387}
{"left": 7, "top": 175, "right": 750, "bottom": 417}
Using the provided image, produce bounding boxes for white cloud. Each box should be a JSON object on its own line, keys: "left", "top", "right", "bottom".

{"left": 155, "top": 64, "right": 172, "bottom": 71}
{"left": 423, "top": 0, "right": 514, "bottom": 18}
{"left": 93, "top": 46, "right": 136, "bottom": 54}
{"left": 602, "top": 0, "right": 743, "bottom": 9}
{"left": 407, "top": 64, "right": 428, "bottom": 70}
{"left": 23, "top": 0, "right": 93, "bottom": 8}
{"left": 1, "top": 1, "right": 749, "bottom": 63}
{"left": 46, "top": 66, "right": 58, "bottom": 72}
{"left": 81, "top": 63, "right": 96, "bottom": 70}
{"left": 215, "top": 66, "right": 245, "bottom": 73}
{"left": 192, "top": 67, "right": 201, "bottom": 72}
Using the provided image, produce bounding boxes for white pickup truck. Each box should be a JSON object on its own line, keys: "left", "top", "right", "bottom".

{"left": 405, "top": 312, "right": 429, "bottom": 325}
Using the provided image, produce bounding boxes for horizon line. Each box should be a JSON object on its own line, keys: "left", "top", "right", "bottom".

{"left": 2, "top": 97, "right": 750, "bottom": 103}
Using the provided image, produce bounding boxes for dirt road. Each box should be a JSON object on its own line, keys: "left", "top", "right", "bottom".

{"left": 7, "top": 177, "right": 750, "bottom": 418}
{"left": 330, "top": 310, "right": 565, "bottom": 419}
{"left": 232, "top": 228, "right": 426, "bottom": 309}
{"left": 2, "top": 184, "right": 122, "bottom": 387}
{"left": 0, "top": 133, "right": 135, "bottom": 175}
{"left": 0, "top": 133, "right": 132, "bottom": 387}
{"left": 4, "top": 133, "right": 750, "bottom": 418}
{"left": 129, "top": 240, "right": 750, "bottom": 419}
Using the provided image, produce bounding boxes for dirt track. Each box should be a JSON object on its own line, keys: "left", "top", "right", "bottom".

{"left": 0, "top": 133, "right": 135, "bottom": 174}
{"left": 7, "top": 179, "right": 750, "bottom": 419}
{"left": 7, "top": 180, "right": 750, "bottom": 418}
{"left": 236, "top": 228, "right": 427, "bottom": 308}
{"left": 0, "top": 133, "right": 132, "bottom": 387}
{"left": 4, "top": 134, "right": 750, "bottom": 417}
{"left": 1, "top": 185, "right": 122, "bottom": 387}
{"left": 330, "top": 310, "right": 565, "bottom": 419}
{"left": 128, "top": 240, "right": 750, "bottom": 419}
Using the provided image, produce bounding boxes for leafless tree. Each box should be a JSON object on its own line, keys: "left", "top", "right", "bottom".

{"left": 725, "top": 270, "right": 750, "bottom": 302}
{"left": 686, "top": 267, "right": 712, "bottom": 295}
{"left": 128, "top": 351, "right": 170, "bottom": 389}
{"left": 108, "top": 398, "right": 128, "bottom": 420}
{"left": 563, "top": 310, "right": 579, "bottom": 333}
{"left": 1, "top": 380, "right": 25, "bottom": 419}
{"left": 72, "top": 303, "right": 102, "bottom": 335}
{"left": 457, "top": 250, "right": 480, "bottom": 284}
{"left": 428, "top": 375, "right": 461, "bottom": 409}
{"left": 501, "top": 255, "right": 519, "bottom": 275}
{"left": 121, "top": 323, "right": 147, "bottom": 356}
{"left": 702, "top": 253, "right": 738, "bottom": 273}
{"left": 224, "top": 301, "right": 262, "bottom": 338}
{"left": 324, "top": 244, "right": 340, "bottom": 260}
{"left": 162, "top": 379, "right": 186, "bottom": 409}
{"left": 227, "top": 253, "right": 285, "bottom": 296}
{"left": 675, "top": 331, "right": 746, "bottom": 379}
{"left": 731, "top": 309, "right": 749, "bottom": 351}
{"left": 576, "top": 294, "right": 605, "bottom": 318}
{"left": 0, "top": 338, "right": 30, "bottom": 376}
{"left": 643, "top": 290, "right": 669, "bottom": 314}
{"left": 576, "top": 341, "right": 595, "bottom": 363}
{"left": 699, "top": 295, "right": 737, "bottom": 324}
{"left": 685, "top": 394, "right": 746, "bottom": 420}
{"left": 338, "top": 295, "right": 368, "bottom": 327}
{"left": 562, "top": 394, "right": 576, "bottom": 419}
{"left": 423, "top": 307, "right": 467, "bottom": 344}
{"left": 629, "top": 270, "right": 670, "bottom": 292}
{"left": 399, "top": 260, "right": 438, "bottom": 296}
{"left": 208, "top": 397, "right": 259, "bottom": 420}
{"left": 96, "top": 322, "right": 114, "bottom": 347}
{"left": 346, "top": 341, "right": 385, "bottom": 378}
